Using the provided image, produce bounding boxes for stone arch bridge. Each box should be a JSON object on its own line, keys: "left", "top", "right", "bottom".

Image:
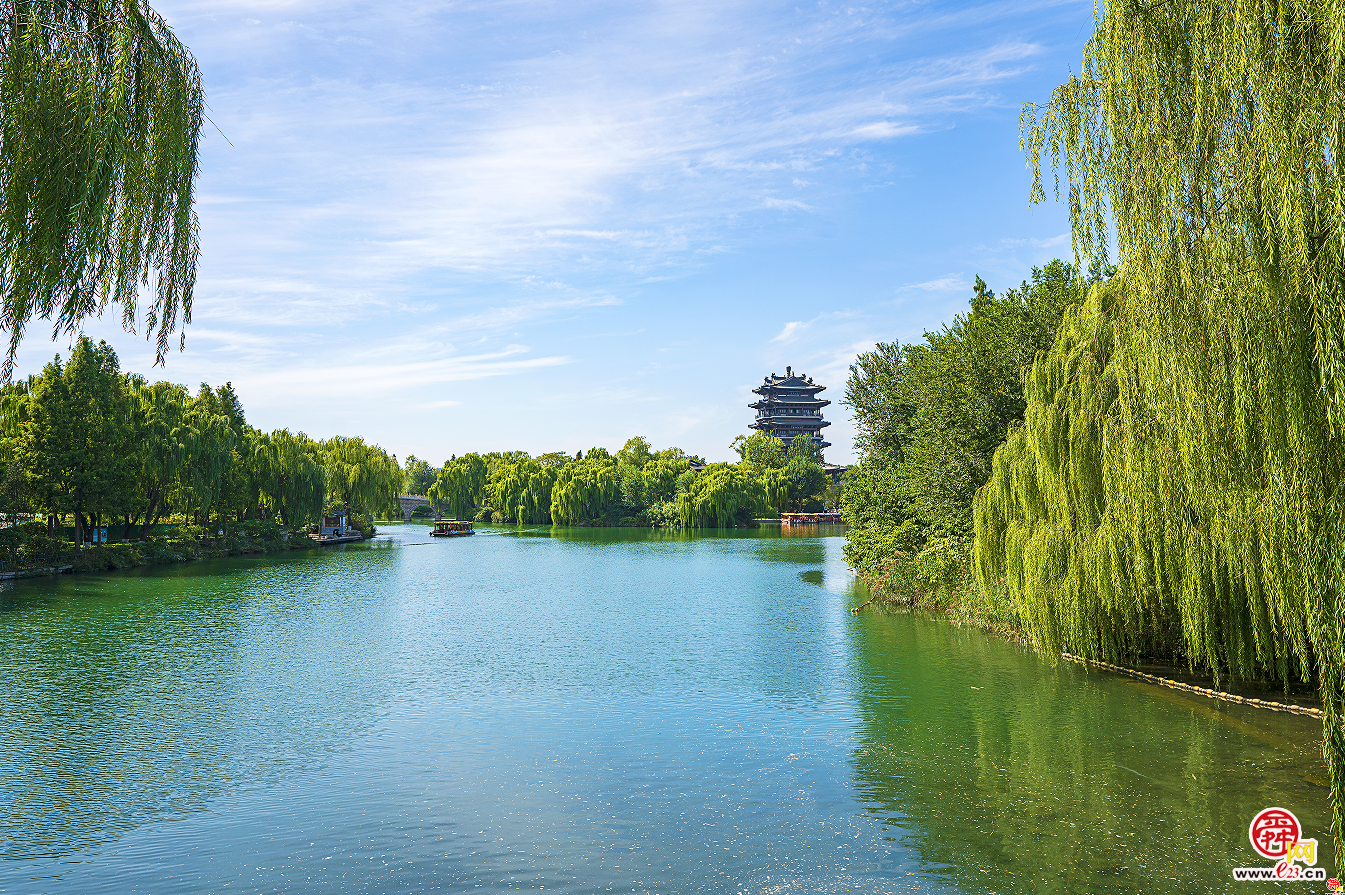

{"left": 396, "top": 494, "right": 440, "bottom": 521}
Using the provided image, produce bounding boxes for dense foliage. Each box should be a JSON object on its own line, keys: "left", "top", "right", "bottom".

{"left": 984, "top": 0, "right": 1345, "bottom": 864}
{"left": 840, "top": 262, "right": 1092, "bottom": 603}
{"left": 0, "top": 0, "right": 203, "bottom": 378}
{"left": 0, "top": 338, "right": 400, "bottom": 553}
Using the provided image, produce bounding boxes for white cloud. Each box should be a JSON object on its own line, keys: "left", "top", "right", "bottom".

{"left": 898, "top": 275, "right": 970, "bottom": 294}
{"left": 772, "top": 321, "right": 808, "bottom": 343}
{"left": 762, "top": 198, "right": 814, "bottom": 211}
{"left": 849, "top": 121, "right": 920, "bottom": 139}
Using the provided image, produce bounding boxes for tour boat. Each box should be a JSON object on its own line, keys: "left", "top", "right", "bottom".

{"left": 430, "top": 520, "right": 474, "bottom": 537}
{"left": 780, "top": 512, "right": 843, "bottom": 526}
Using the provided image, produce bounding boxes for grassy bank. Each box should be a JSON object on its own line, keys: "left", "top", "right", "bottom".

{"left": 851, "top": 536, "right": 1023, "bottom": 641}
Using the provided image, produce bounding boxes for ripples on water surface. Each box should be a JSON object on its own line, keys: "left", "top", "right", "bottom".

{"left": 0, "top": 525, "right": 1331, "bottom": 893}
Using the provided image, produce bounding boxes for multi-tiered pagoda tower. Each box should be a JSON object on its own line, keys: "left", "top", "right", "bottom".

{"left": 749, "top": 366, "right": 831, "bottom": 453}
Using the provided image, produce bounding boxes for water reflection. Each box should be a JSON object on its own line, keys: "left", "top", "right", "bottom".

{"left": 0, "top": 550, "right": 401, "bottom": 860}
{"left": 4, "top": 527, "right": 1329, "bottom": 894}
{"left": 847, "top": 606, "right": 1334, "bottom": 891}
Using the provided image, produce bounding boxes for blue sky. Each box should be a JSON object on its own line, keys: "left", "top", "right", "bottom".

{"left": 17, "top": 0, "right": 1090, "bottom": 466}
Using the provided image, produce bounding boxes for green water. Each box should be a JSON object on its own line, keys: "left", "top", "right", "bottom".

{"left": 0, "top": 525, "right": 1331, "bottom": 893}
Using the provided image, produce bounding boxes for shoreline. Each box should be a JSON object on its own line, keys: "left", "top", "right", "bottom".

{"left": 852, "top": 574, "right": 1326, "bottom": 718}
{"left": 0, "top": 528, "right": 374, "bottom": 583}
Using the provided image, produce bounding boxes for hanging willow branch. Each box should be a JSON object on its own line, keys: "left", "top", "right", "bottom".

{"left": 991, "top": 0, "right": 1345, "bottom": 868}
{"left": 0, "top": 0, "right": 203, "bottom": 380}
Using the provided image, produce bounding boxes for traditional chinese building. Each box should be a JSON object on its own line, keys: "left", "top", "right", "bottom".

{"left": 749, "top": 366, "right": 831, "bottom": 453}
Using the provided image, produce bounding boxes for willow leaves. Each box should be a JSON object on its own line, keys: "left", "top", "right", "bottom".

{"left": 996, "top": 0, "right": 1345, "bottom": 865}
{"left": 0, "top": 0, "right": 203, "bottom": 378}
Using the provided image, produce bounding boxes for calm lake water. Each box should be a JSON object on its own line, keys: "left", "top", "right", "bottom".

{"left": 0, "top": 524, "right": 1333, "bottom": 893}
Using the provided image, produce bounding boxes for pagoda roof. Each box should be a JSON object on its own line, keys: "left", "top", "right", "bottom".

{"left": 753, "top": 366, "right": 826, "bottom": 395}
{"left": 749, "top": 396, "right": 830, "bottom": 406}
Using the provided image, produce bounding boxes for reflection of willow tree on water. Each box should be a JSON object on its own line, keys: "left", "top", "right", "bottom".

{"left": 847, "top": 611, "right": 1333, "bottom": 892}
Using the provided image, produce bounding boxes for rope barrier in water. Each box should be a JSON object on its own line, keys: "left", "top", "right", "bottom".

{"left": 1061, "top": 652, "right": 1323, "bottom": 719}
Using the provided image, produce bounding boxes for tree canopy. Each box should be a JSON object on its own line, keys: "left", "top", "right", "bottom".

{"left": 0, "top": 0, "right": 204, "bottom": 378}
{"left": 0, "top": 338, "right": 398, "bottom": 539}
{"left": 1007, "top": 0, "right": 1345, "bottom": 863}
{"left": 840, "top": 262, "right": 1089, "bottom": 588}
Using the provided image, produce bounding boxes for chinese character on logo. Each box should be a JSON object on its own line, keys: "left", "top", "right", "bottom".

{"left": 1250, "top": 807, "right": 1301, "bottom": 860}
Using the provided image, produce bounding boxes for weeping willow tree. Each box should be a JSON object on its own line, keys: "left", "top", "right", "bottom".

{"left": 0, "top": 0, "right": 203, "bottom": 379}
{"left": 550, "top": 456, "right": 619, "bottom": 525}
{"left": 135, "top": 380, "right": 195, "bottom": 535}
{"left": 180, "top": 396, "right": 235, "bottom": 528}
{"left": 487, "top": 459, "right": 556, "bottom": 523}
{"left": 678, "top": 464, "right": 766, "bottom": 528}
{"left": 986, "top": 0, "right": 1345, "bottom": 862}
{"left": 429, "top": 453, "right": 488, "bottom": 521}
{"left": 255, "top": 429, "right": 326, "bottom": 527}
{"left": 322, "top": 436, "right": 401, "bottom": 520}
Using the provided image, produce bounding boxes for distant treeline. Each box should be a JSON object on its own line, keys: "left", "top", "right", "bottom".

{"left": 0, "top": 337, "right": 402, "bottom": 549}
{"left": 403, "top": 432, "right": 836, "bottom": 528}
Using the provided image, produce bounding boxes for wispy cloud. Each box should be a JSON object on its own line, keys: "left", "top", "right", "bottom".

{"left": 772, "top": 320, "right": 809, "bottom": 343}
{"left": 13, "top": 0, "right": 1089, "bottom": 465}
{"left": 178, "top": 1, "right": 1068, "bottom": 300}
{"left": 762, "top": 198, "right": 814, "bottom": 211}
{"left": 898, "top": 274, "right": 970, "bottom": 294}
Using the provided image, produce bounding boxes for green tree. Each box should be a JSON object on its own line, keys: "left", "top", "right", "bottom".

{"left": 845, "top": 342, "right": 909, "bottom": 471}
{"left": 429, "top": 453, "right": 488, "bottom": 521}
{"left": 534, "top": 451, "right": 570, "bottom": 468}
{"left": 761, "top": 466, "right": 789, "bottom": 515}
{"left": 323, "top": 436, "right": 401, "bottom": 519}
{"left": 616, "top": 436, "right": 653, "bottom": 469}
{"left": 133, "top": 380, "right": 192, "bottom": 536}
{"left": 403, "top": 455, "right": 438, "bottom": 497}
{"left": 617, "top": 462, "right": 645, "bottom": 510}
{"left": 641, "top": 457, "right": 690, "bottom": 504}
{"left": 678, "top": 463, "right": 765, "bottom": 528}
{"left": 841, "top": 263, "right": 1085, "bottom": 583}
{"left": 551, "top": 455, "right": 619, "bottom": 525}
{"left": 784, "top": 454, "right": 827, "bottom": 511}
{"left": 732, "top": 432, "right": 786, "bottom": 476}
{"left": 255, "top": 430, "right": 326, "bottom": 527}
{"left": 0, "top": 1, "right": 204, "bottom": 377}
{"left": 180, "top": 388, "right": 236, "bottom": 532}
{"left": 17, "top": 337, "right": 135, "bottom": 545}
{"left": 786, "top": 434, "right": 824, "bottom": 465}
{"left": 652, "top": 446, "right": 704, "bottom": 465}
{"left": 1012, "top": 0, "right": 1345, "bottom": 864}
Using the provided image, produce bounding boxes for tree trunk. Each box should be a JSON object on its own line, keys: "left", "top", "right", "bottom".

{"left": 141, "top": 490, "right": 162, "bottom": 540}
